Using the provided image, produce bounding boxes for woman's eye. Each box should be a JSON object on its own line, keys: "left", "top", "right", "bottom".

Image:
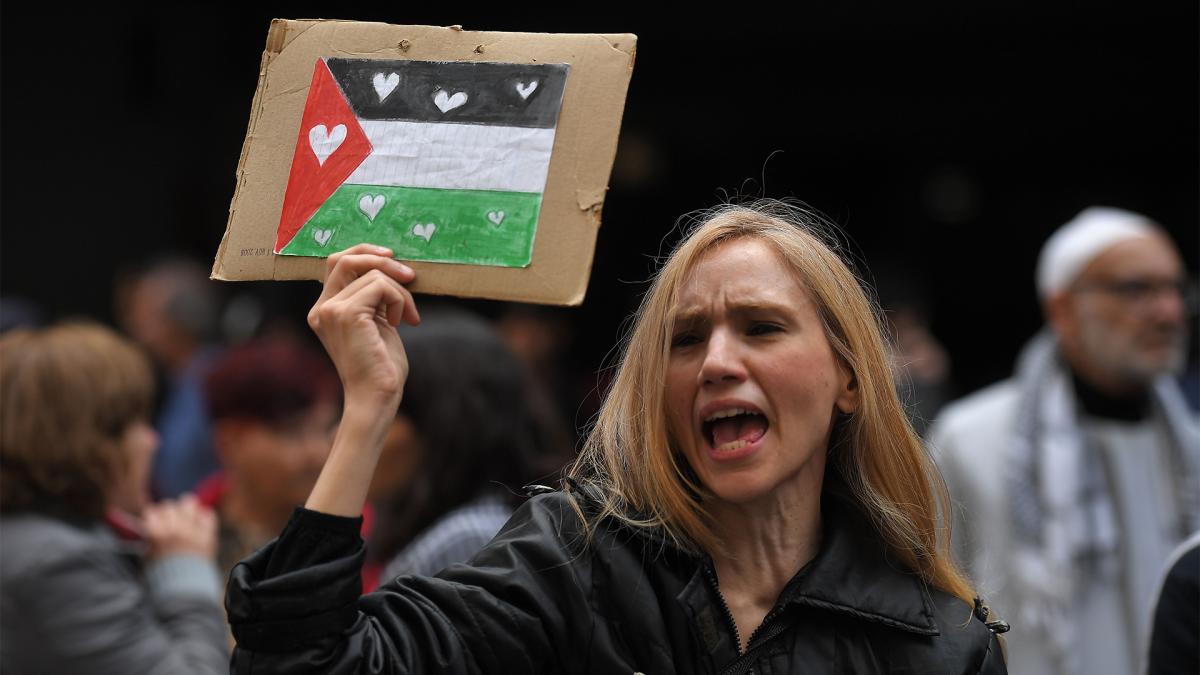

{"left": 747, "top": 322, "right": 783, "bottom": 336}
{"left": 671, "top": 332, "right": 700, "bottom": 348}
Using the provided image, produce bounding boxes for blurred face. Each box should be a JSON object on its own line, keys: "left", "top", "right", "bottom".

{"left": 665, "top": 238, "right": 856, "bottom": 507}
{"left": 1055, "top": 234, "right": 1188, "bottom": 392}
{"left": 224, "top": 401, "right": 338, "bottom": 519}
{"left": 367, "top": 414, "right": 425, "bottom": 505}
{"left": 120, "top": 279, "right": 174, "bottom": 362}
{"left": 108, "top": 420, "right": 159, "bottom": 515}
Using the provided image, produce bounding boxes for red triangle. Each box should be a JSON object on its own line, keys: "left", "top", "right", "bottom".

{"left": 275, "top": 59, "right": 372, "bottom": 252}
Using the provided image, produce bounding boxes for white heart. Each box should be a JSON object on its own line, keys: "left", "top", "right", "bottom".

{"left": 313, "top": 228, "right": 333, "bottom": 246}
{"left": 372, "top": 72, "right": 400, "bottom": 101}
{"left": 487, "top": 210, "right": 505, "bottom": 226}
{"left": 515, "top": 81, "right": 538, "bottom": 99}
{"left": 308, "top": 124, "right": 347, "bottom": 166}
{"left": 412, "top": 223, "right": 437, "bottom": 242}
{"left": 433, "top": 90, "right": 468, "bottom": 113}
{"left": 358, "top": 194, "right": 386, "bottom": 222}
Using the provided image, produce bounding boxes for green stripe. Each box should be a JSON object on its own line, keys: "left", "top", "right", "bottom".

{"left": 280, "top": 185, "right": 542, "bottom": 267}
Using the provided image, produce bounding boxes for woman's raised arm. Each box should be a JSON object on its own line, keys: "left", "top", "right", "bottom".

{"left": 304, "top": 244, "right": 421, "bottom": 517}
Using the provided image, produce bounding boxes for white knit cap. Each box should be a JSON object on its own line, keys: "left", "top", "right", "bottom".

{"left": 1035, "top": 206, "right": 1158, "bottom": 299}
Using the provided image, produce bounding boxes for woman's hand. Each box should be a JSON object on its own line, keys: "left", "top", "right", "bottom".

{"left": 305, "top": 244, "right": 421, "bottom": 517}
{"left": 143, "top": 494, "right": 218, "bottom": 560}
{"left": 307, "top": 244, "right": 421, "bottom": 414}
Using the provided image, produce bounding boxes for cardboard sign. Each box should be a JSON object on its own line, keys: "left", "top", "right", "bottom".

{"left": 213, "top": 19, "right": 636, "bottom": 306}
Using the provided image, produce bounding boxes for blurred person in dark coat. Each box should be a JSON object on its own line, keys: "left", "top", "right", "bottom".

{"left": 365, "top": 309, "right": 572, "bottom": 581}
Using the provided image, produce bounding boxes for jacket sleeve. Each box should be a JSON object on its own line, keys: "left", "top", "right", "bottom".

{"left": 227, "top": 493, "right": 594, "bottom": 674}
{"left": 6, "top": 547, "right": 227, "bottom": 675}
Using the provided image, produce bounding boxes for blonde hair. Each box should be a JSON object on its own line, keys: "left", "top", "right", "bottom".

{"left": 0, "top": 322, "right": 154, "bottom": 519}
{"left": 567, "top": 200, "right": 974, "bottom": 606}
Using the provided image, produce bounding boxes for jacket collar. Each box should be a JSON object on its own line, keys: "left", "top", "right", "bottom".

{"left": 776, "top": 486, "right": 938, "bottom": 635}
{"left": 568, "top": 477, "right": 940, "bottom": 635}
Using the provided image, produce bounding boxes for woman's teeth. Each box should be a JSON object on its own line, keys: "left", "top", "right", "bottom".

{"left": 704, "top": 407, "right": 756, "bottom": 421}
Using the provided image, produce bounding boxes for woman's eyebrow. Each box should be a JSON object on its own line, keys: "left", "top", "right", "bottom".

{"left": 670, "top": 308, "right": 704, "bottom": 327}
{"left": 670, "top": 300, "right": 793, "bottom": 326}
{"left": 727, "top": 300, "right": 792, "bottom": 316}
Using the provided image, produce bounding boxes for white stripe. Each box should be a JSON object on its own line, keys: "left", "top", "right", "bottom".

{"left": 347, "top": 120, "right": 556, "bottom": 193}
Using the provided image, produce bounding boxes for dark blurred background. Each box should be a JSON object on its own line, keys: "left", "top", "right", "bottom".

{"left": 3, "top": 3, "right": 1196, "bottom": 422}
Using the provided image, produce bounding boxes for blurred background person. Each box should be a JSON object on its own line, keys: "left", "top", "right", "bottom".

{"left": 115, "top": 257, "right": 225, "bottom": 499}
{"left": 888, "top": 305, "right": 952, "bottom": 436}
{"left": 367, "top": 309, "right": 573, "bottom": 582}
{"left": 875, "top": 267, "right": 954, "bottom": 436}
{"left": 0, "top": 322, "right": 227, "bottom": 673}
{"left": 496, "top": 304, "right": 589, "bottom": 444}
{"left": 930, "top": 207, "right": 1200, "bottom": 675}
{"left": 195, "top": 336, "right": 342, "bottom": 588}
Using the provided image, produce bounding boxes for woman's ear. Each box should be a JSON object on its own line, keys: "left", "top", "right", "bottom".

{"left": 835, "top": 366, "right": 859, "bottom": 415}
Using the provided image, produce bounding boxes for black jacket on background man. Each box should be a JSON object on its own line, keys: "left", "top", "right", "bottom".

{"left": 227, "top": 486, "right": 1005, "bottom": 673}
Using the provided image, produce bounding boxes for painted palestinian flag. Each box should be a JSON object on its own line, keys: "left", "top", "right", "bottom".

{"left": 275, "top": 57, "right": 570, "bottom": 267}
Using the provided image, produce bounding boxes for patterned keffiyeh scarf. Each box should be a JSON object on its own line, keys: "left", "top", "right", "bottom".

{"left": 1007, "top": 331, "right": 1200, "bottom": 675}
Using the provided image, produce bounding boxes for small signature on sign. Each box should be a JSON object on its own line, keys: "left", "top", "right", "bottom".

{"left": 239, "top": 247, "right": 270, "bottom": 256}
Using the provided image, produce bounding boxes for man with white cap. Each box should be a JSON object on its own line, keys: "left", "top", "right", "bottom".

{"left": 929, "top": 206, "right": 1199, "bottom": 675}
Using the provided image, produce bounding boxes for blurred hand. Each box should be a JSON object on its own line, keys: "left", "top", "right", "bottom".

{"left": 307, "top": 244, "right": 420, "bottom": 414}
{"left": 144, "top": 494, "right": 218, "bottom": 560}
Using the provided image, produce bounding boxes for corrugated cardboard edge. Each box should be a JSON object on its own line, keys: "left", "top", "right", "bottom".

{"left": 214, "top": 19, "right": 289, "bottom": 285}
{"left": 212, "top": 19, "right": 637, "bottom": 306}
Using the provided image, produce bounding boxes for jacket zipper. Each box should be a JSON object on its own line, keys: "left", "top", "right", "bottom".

{"left": 703, "top": 562, "right": 796, "bottom": 674}
{"left": 701, "top": 563, "right": 744, "bottom": 656}
{"left": 743, "top": 603, "right": 786, "bottom": 648}
{"left": 702, "top": 563, "right": 793, "bottom": 675}
{"left": 721, "top": 611, "right": 790, "bottom": 675}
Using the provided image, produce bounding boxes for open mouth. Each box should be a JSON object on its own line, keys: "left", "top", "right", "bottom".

{"left": 702, "top": 408, "right": 769, "bottom": 452}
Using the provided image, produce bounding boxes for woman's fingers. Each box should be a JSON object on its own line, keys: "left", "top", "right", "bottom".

{"left": 324, "top": 243, "right": 396, "bottom": 282}
{"left": 322, "top": 247, "right": 413, "bottom": 295}
{"left": 320, "top": 257, "right": 414, "bottom": 310}
{"left": 319, "top": 268, "right": 418, "bottom": 329}
{"left": 142, "top": 495, "right": 218, "bottom": 560}
{"left": 143, "top": 503, "right": 164, "bottom": 533}
{"left": 392, "top": 280, "right": 420, "bottom": 326}
{"left": 312, "top": 248, "right": 419, "bottom": 330}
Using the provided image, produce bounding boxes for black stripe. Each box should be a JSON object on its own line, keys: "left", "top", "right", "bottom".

{"left": 326, "top": 58, "right": 569, "bottom": 128}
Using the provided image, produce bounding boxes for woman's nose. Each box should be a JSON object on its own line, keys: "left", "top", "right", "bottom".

{"left": 699, "top": 329, "right": 746, "bottom": 385}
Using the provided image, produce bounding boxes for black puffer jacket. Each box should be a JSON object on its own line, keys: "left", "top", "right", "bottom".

{"left": 227, "top": 488, "right": 1006, "bottom": 673}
